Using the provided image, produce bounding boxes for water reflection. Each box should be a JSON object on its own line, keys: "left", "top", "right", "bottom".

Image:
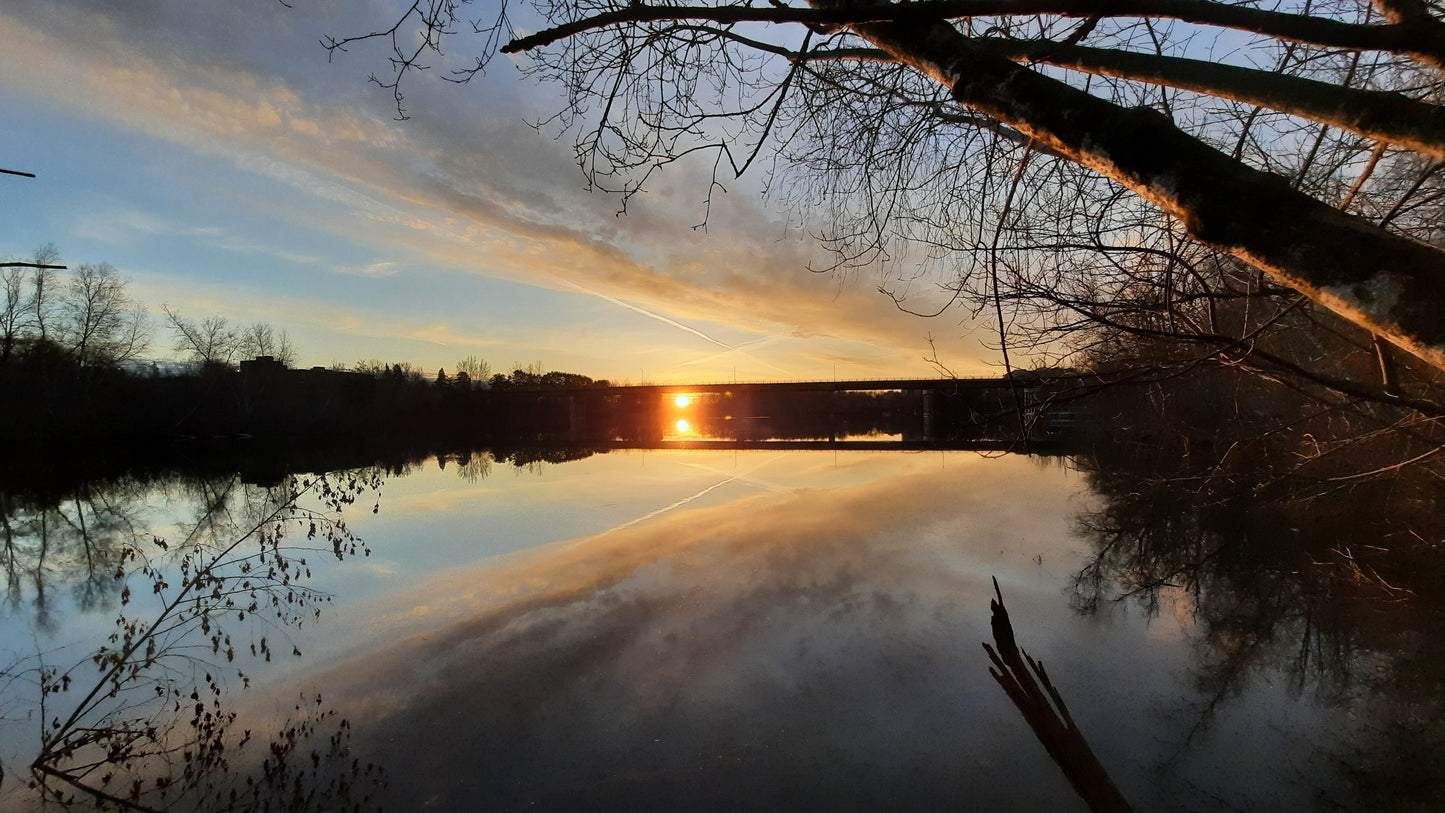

{"left": 0, "top": 438, "right": 1439, "bottom": 811}
{"left": 271, "top": 454, "right": 1092, "bottom": 812}
{"left": 1068, "top": 437, "right": 1445, "bottom": 810}
{"left": 0, "top": 470, "right": 390, "bottom": 810}
{"left": 0, "top": 485, "right": 139, "bottom": 633}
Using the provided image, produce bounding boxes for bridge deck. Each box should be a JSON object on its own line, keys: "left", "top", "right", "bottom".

{"left": 508, "top": 377, "right": 1028, "bottom": 395}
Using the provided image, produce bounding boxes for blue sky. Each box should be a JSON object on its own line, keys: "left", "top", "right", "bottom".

{"left": 0, "top": 1, "right": 997, "bottom": 382}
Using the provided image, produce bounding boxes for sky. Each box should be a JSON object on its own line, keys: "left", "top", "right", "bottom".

{"left": 0, "top": 0, "right": 999, "bottom": 383}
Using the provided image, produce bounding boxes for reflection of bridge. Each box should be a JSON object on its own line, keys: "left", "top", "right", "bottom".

{"left": 578, "top": 438, "right": 1060, "bottom": 453}
{"left": 491, "top": 375, "right": 1064, "bottom": 445}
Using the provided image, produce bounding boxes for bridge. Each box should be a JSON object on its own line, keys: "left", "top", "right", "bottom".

{"left": 520, "top": 376, "right": 1033, "bottom": 396}
{"left": 488, "top": 373, "right": 1067, "bottom": 446}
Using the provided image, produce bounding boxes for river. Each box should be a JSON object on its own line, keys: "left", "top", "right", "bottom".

{"left": 0, "top": 446, "right": 1438, "bottom": 810}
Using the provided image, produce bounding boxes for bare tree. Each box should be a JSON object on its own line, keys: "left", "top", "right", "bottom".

{"left": 324, "top": 0, "right": 1445, "bottom": 400}
{"left": 164, "top": 306, "right": 240, "bottom": 368}
{"left": 456, "top": 354, "right": 492, "bottom": 382}
{"left": 238, "top": 321, "right": 299, "bottom": 366}
{"left": 352, "top": 358, "right": 389, "bottom": 375}
{"left": 2, "top": 253, "right": 148, "bottom": 367}
{"left": 0, "top": 263, "right": 25, "bottom": 363}
{"left": 24, "top": 243, "right": 62, "bottom": 343}
{"left": 57, "top": 263, "right": 149, "bottom": 367}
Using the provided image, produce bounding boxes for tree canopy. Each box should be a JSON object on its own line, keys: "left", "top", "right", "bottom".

{"left": 330, "top": 0, "right": 1445, "bottom": 410}
{"left": 2, "top": 247, "right": 149, "bottom": 368}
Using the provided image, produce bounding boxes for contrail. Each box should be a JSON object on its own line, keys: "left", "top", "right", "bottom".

{"left": 559, "top": 278, "right": 793, "bottom": 376}
{"left": 682, "top": 343, "right": 793, "bottom": 376}
{"left": 674, "top": 337, "right": 786, "bottom": 373}
{"left": 562, "top": 279, "right": 737, "bottom": 352}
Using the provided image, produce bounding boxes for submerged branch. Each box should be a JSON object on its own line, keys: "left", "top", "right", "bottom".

{"left": 984, "top": 577, "right": 1133, "bottom": 812}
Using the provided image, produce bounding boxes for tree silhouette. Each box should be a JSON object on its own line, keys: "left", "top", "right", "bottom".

{"left": 25, "top": 243, "right": 63, "bottom": 343}
{"left": 163, "top": 306, "right": 240, "bottom": 368}
{"left": 238, "top": 321, "right": 299, "bottom": 367}
{"left": 455, "top": 354, "right": 491, "bottom": 383}
{"left": 58, "top": 263, "right": 149, "bottom": 367}
{"left": 2, "top": 262, "right": 29, "bottom": 363}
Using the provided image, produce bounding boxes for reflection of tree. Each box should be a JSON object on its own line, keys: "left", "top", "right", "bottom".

{"left": 454, "top": 451, "right": 494, "bottom": 484}
{"left": 0, "top": 481, "right": 150, "bottom": 633}
{"left": 0, "top": 471, "right": 388, "bottom": 810}
{"left": 493, "top": 447, "right": 598, "bottom": 472}
{"left": 1336, "top": 632, "right": 1445, "bottom": 809}
{"left": 0, "top": 473, "right": 296, "bottom": 632}
{"left": 0, "top": 442, "right": 604, "bottom": 621}
{"left": 1067, "top": 414, "right": 1445, "bottom": 808}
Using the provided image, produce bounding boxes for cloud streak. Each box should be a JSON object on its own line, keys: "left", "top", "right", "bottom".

{"left": 0, "top": 2, "right": 998, "bottom": 379}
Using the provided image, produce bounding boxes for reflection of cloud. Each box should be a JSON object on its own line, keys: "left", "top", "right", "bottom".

{"left": 399, "top": 483, "right": 500, "bottom": 515}
{"left": 595, "top": 475, "right": 741, "bottom": 536}
{"left": 673, "top": 454, "right": 792, "bottom": 493}
{"left": 276, "top": 458, "right": 1091, "bottom": 810}
{"left": 341, "top": 559, "right": 401, "bottom": 578}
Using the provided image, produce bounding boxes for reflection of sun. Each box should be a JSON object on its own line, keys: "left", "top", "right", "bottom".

{"left": 675, "top": 419, "right": 691, "bottom": 432}
{"left": 674, "top": 395, "right": 690, "bottom": 407}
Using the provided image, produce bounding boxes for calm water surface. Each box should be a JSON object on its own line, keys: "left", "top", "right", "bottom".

{"left": 0, "top": 449, "right": 1434, "bottom": 810}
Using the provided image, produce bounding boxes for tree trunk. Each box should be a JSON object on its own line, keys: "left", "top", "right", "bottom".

{"left": 847, "top": 16, "right": 1445, "bottom": 373}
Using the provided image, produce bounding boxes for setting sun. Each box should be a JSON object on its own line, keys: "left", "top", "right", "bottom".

{"left": 674, "top": 395, "right": 691, "bottom": 407}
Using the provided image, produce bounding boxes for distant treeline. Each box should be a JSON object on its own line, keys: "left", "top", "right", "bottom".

{"left": 1, "top": 245, "right": 624, "bottom": 449}
{"left": 0, "top": 350, "right": 621, "bottom": 450}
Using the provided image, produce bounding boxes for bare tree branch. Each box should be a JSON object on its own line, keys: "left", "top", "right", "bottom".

{"left": 502, "top": 0, "right": 1445, "bottom": 68}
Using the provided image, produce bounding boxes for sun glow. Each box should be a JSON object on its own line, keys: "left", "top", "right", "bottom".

{"left": 674, "top": 395, "right": 691, "bottom": 407}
